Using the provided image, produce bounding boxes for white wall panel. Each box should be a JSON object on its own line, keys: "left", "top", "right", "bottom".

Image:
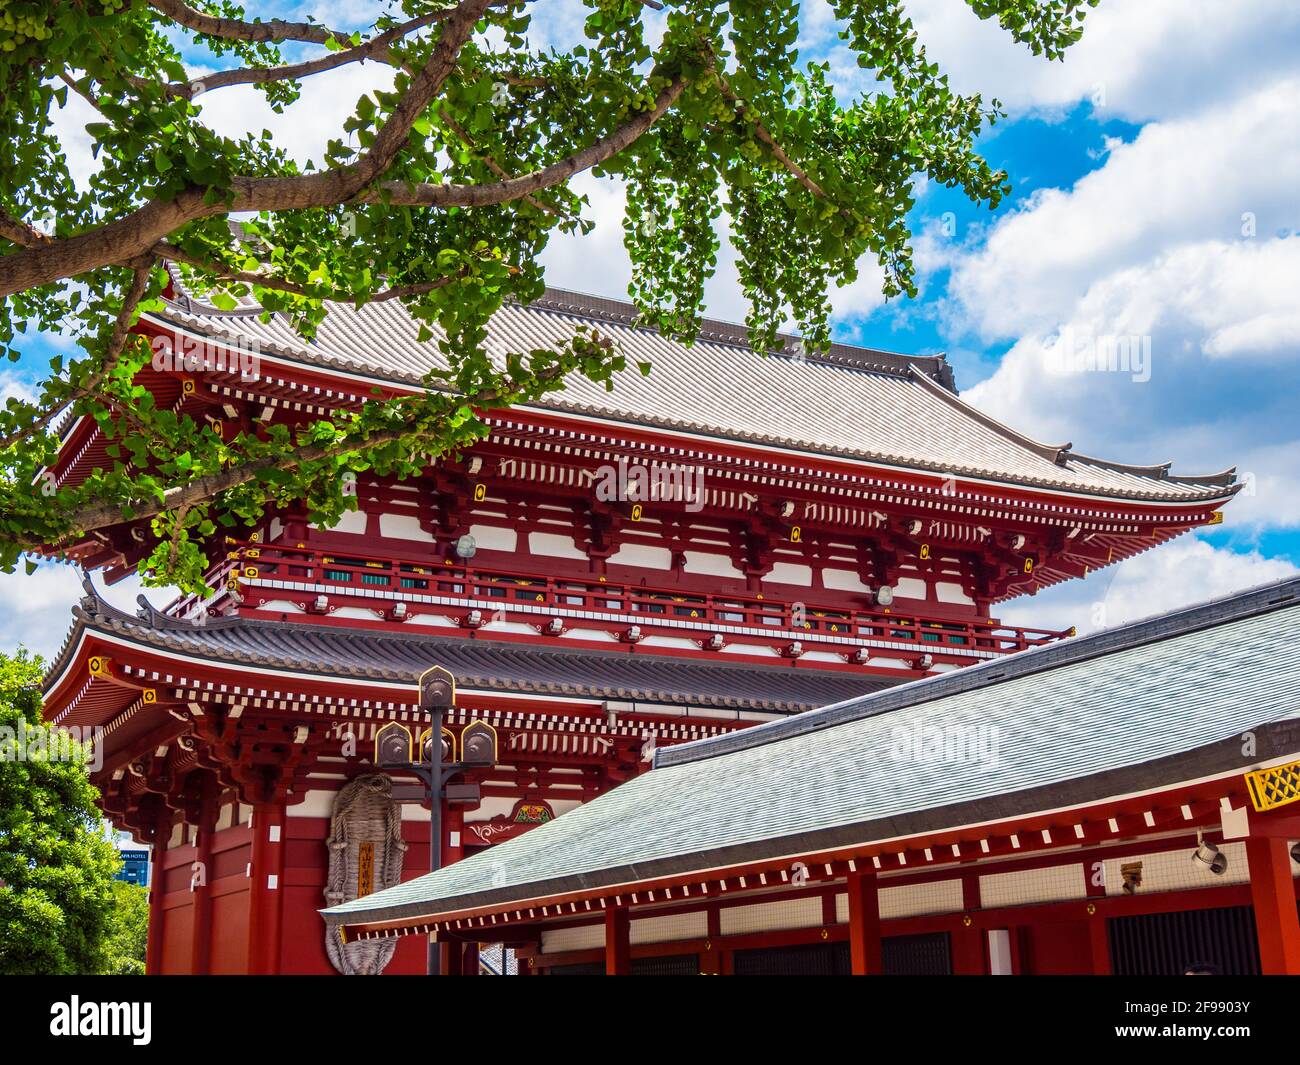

{"left": 720, "top": 897, "right": 823, "bottom": 936}
{"left": 631, "top": 911, "right": 708, "bottom": 945}
{"left": 980, "top": 863, "right": 1086, "bottom": 908}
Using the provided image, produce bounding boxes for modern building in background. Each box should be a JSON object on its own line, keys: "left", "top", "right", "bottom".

{"left": 109, "top": 830, "right": 150, "bottom": 888}
{"left": 115, "top": 849, "right": 150, "bottom": 889}
{"left": 39, "top": 276, "right": 1243, "bottom": 974}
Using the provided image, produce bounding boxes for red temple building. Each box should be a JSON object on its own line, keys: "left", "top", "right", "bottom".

{"left": 39, "top": 283, "right": 1245, "bottom": 974}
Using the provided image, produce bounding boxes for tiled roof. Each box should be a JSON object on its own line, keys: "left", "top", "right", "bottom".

{"left": 48, "top": 593, "right": 896, "bottom": 714}
{"left": 148, "top": 285, "right": 1237, "bottom": 504}
{"left": 321, "top": 576, "right": 1300, "bottom": 927}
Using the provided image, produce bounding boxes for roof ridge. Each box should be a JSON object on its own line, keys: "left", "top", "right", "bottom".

{"left": 519, "top": 287, "right": 956, "bottom": 390}
{"left": 157, "top": 275, "right": 958, "bottom": 390}
{"left": 908, "top": 367, "right": 1240, "bottom": 489}
{"left": 654, "top": 573, "right": 1300, "bottom": 769}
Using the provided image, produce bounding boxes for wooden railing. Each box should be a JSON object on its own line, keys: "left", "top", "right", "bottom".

{"left": 189, "top": 539, "right": 1072, "bottom": 657}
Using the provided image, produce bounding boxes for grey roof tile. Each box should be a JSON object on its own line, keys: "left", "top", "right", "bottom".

{"left": 52, "top": 596, "right": 895, "bottom": 713}
{"left": 148, "top": 287, "right": 1236, "bottom": 504}
{"left": 322, "top": 576, "right": 1300, "bottom": 925}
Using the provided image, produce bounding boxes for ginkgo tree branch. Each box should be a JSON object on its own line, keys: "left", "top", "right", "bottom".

{"left": 0, "top": 261, "right": 156, "bottom": 452}
{"left": 0, "top": 0, "right": 492, "bottom": 297}
{"left": 156, "top": 241, "right": 469, "bottom": 303}
{"left": 144, "top": 9, "right": 455, "bottom": 99}
{"left": 145, "top": 0, "right": 356, "bottom": 48}
{"left": 0, "top": 69, "right": 684, "bottom": 297}
{"left": 0, "top": 207, "right": 52, "bottom": 248}
{"left": 0, "top": 0, "right": 1099, "bottom": 591}
{"left": 356, "top": 77, "right": 688, "bottom": 207}
{"left": 437, "top": 108, "right": 563, "bottom": 217}
{"left": 708, "top": 61, "right": 828, "bottom": 200}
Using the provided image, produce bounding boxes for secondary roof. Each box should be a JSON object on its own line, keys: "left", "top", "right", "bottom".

{"left": 321, "top": 576, "right": 1300, "bottom": 931}
{"left": 44, "top": 590, "right": 892, "bottom": 714}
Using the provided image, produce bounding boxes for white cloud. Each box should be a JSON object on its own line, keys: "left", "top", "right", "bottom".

{"left": 539, "top": 174, "right": 632, "bottom": 299}
{"left": 194, "top": 63, "right": 397, "bottom": 169}
{"left": 964, "top": 238, "right": 1300, "bottom": 434}
{"left": 0, "top": 367, "right": 39, "bottom": 406}
{"left": 49, "top": 90, "right": 100, "bottom": 193}
{"left": 941, "top": 78, "right": 1300, "bottom": 342}
{"left": 0, "top": 564, "right": 169, "bottom": 665}
{"left": 1000, "top": 537, "right": 1299, "bottom": 637}
{"left": 959, "top": 237, "right": 1300, "bottom": 547}
{"left": 927, "top": 61, "right": 1300, "bottom": 550}
{"left": 900, "top": 0, "right": 1300, "bottom": 122}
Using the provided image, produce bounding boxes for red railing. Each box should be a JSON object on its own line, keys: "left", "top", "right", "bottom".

{"left": 198, "top": 539, "right": 1071, "bottom": 657}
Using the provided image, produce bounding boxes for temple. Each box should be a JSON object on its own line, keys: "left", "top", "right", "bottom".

{"left": 39, "top": 281, "right": 1242, "bottom": 974}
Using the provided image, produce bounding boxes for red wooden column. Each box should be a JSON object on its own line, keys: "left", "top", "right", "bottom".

{"left": 700, "top": 906, "right": 723, "bottom": 975}
{"left": 188, "top": 780, "right": 218, "bottom": 975}
{"left": 846, "top": 870, "right": 882, "bottom": 975}
{"left": 1246, "top": 835, "right": 1300, "bottom": 974}
{"left": 951, "top": 872, "right": 984, "bottom": 975}
{"left": 605, "top": 907, "right": 631, "bottom": 975}
{"left": 1086, "top": 915, "right": 1112, "bottom": 975}
{"left": 144, "top": 806, "right": 171, "bottom": 975}
{"left": 1084, "top": 859, "right": 1111, "bottom": 975}
{"left": 246, "top": 801, "right": 286, "bottom": 975}
{"left": 432, "top": 802, "right": 464, "bottom": 975}
{"left": 437, "top": 938, "right": 455, "bottom": 976}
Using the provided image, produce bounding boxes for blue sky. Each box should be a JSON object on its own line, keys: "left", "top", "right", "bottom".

{"left": 5, "top": 0, "right": 1300, "bottom": 656}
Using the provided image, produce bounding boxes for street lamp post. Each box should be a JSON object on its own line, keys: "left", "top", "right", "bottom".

{"left": 416, "top": 666, "right": 455, "bottom": 976}
{"left": 375, "top": 666, "right": 496, "bottom": 976}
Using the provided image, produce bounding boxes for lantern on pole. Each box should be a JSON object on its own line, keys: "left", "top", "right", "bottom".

{"left": 460, "top": 720, "right": 498, "bottom": 767}
{"left": 417, "top": 727, "right": 456, "bottom": 764}
{"left": 374, "top": 722, "right": 413, "bottom": 768}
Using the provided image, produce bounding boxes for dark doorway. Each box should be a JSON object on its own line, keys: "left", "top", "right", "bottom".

{"left": 1109, "top": 905, "right": 1261, "bottom": 975}
{"left": 631, "top": 953, "right": 699, "bottom": 975}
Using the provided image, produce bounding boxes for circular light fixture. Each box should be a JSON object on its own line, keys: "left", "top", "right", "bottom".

{"left": 454, "top": 534, "right": 477, "bottom": 559}
{"left": 875, "top": 585, "right": 894, "bottom": 607}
